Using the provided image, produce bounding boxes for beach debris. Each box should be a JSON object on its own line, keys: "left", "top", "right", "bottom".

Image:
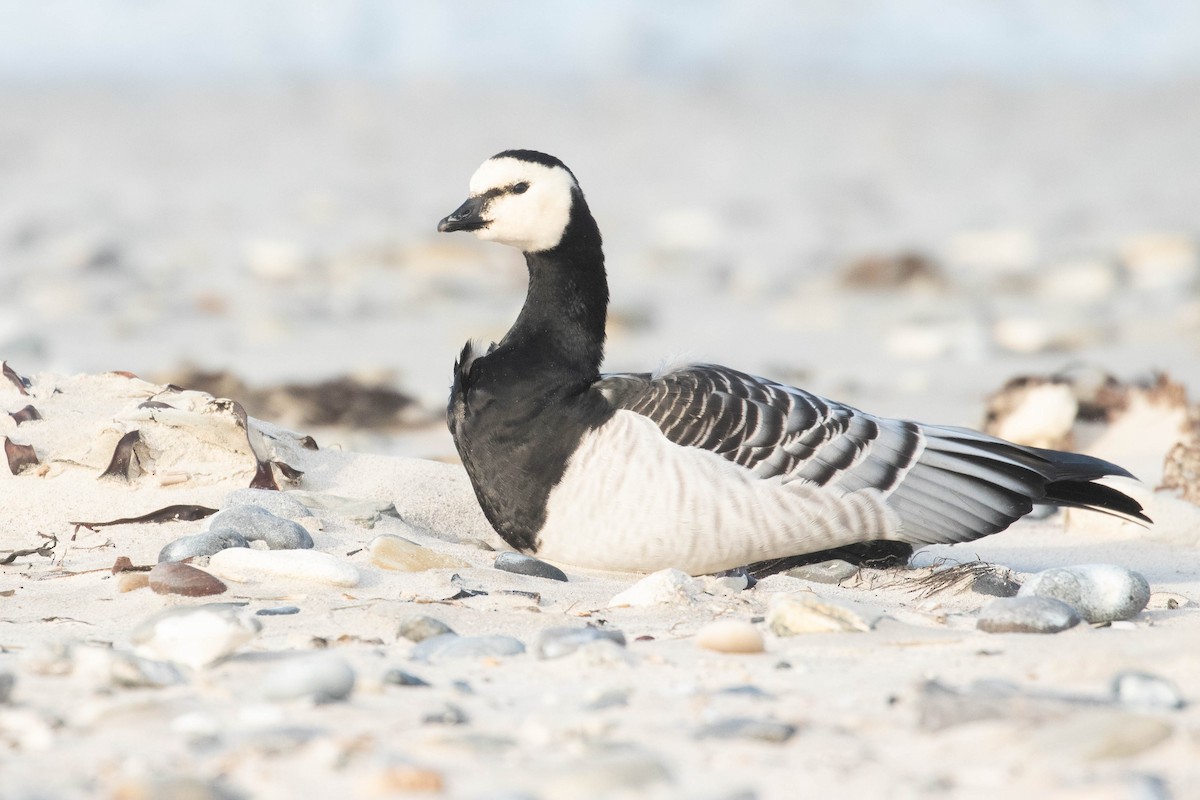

{"left": 608, "top": 568, "right": 702, "bottom": 607}
{"left": 204, "top": 505, "right": 313, "bottom": 550}
{"left": 369, "top": 534, "right": 470, "bottom": 571}
{"left": 70, "top": 504, "right": 218, "bottom": 531}
{"left": 383, "top": 669, "right": 430, "bottom": 687}
{"left": 99, "top": 429, "right": 148, "bottom": 481}
{"left": 696, "top": 717, "right": 798, "bottom": 743}
{"left": 839, "top": 251, "right": 946, "bottom": 292}
{"left": 535, "top": 626, "right": 627, "bottom": 659}
{"left": 1018, "top": 564, "right": 1150, "bottom": 623}
{"left": 410, "top": 633, "right": 525, "bottom": 663}
{"left": 1111, "top": 671, "right": 1185, "bottom": 711}
{"left": 207, "top": 547, "right": 361, "bottom": 587}
{"left": 983, "top": 375, "right": 1078, "bottom": 450}
{"left": 397, "top": 615, "right": 456, "bottom": 643}
{"left": 494, "top": 551, "right": 568, "bottom": 582}
{"left": 111, "top": 555, "right": 151, "bottom": 573}
{"left": 8, "top": 405, "right": 41, "bottom": 425}
{"left": 3, "top": 436, "right": 39, "bottom": 474}
{"left": 1, "top": 536, "right": 56, "bottom": 565}
{"left": 148, "top": 562, "right": 229, "bottom": 597}
{"left": 976, "top": 596, "right": 1082, "bottom": 634}
{"left": 1160, "top": 406, "right": 1200, "bottom": 503}
{"left": 222, "top": 487, "right": 313, "bottom": 521}
{"left": 1, "top": 361, "right": 29, "bottom": 395}
{"left": 767, "top": 593, "right": 873, "bottom": 635}
{"left": 0, "top": 670, "right": 13, "bottom": 704}
{"left": 131, "top": 603, "right": 260, "bottom": 669}
{"left": 262, "top": 654, "right": 356, "bottom": 703}
{"left": 255, "top": 605, "right": 300, "bottom": 616}
{"left": 158, "top": 530, "right": 250, "bottom": 563}
{"left": 910, "top": 561, "right": 1021, "bottom": 599}
{"left": 783, "top": 559, "right": 858, "bottom": 585}
{"left": 695, "top": 620, "right": 765, "bottom": 654}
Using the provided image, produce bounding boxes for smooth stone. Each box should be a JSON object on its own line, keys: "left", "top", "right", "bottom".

{"left": 158, "top": 530, "right": 249, "bottom": 563}
{"left": 369, "top": 534, "right": 470, "bottom": 571}
{"left": 696, "top": 717, "right": 798, "bottom": 743}
{"left": 131, "top": 604, "right": 261, "bottom": 670}
{"left": 767, "top": 593, "right": 872, "bottom": 635}
{"left": 383, "top": 669, "right": 430, "bottom": 687}
{"left": 783, "top": 559, "right": 858, "bottom": 585}
{"left": 971, "top": 569, "right": 1022, "bottom": 598}
{"left": 208, "top": 548, "right": 360, "bottom": 587}
{"left": 695, "top": 620, "right": 765, "bottom": 654}
{"left": 977, "top": 596, "right": 1082, "bottom": 634}
{"left": 410, "top": 634, "right": 525, "bottom": 663}
{"left": 494, "top": 552, "right": 568, "bottom": 582}
{"left": 262, "top": 655, "right": 356, "bottom": 703}
{"left": 0, "top": 670, "right": 13, "bottom": 703}
{"left": 1018, "top": 564, "right": 1151, "bottom": 623}
{"left": 205, "top": 505, "right": 313, "bottom": 550}
{"left": 535, "top": 626, "right": 627, "bottom": 659}
{"left": 422, "top": 703, "right": 469, "bottom": 725}
{"left": 148, "top": 562, "right": 228, "bottom": 597}
{"left": 1112, "top": 671, "right": 1185, "bottom": 710}
{"left": 223, "top": 488, "right": 314, "bottom": 521}
{"left": 256, "top": 605, "right": 300, "bottom": 616}
{"left": 608, "top": 568, "right": 701, "bottom": 607}
{"left": 397, "top": 615, "right": 456, "bottom": 643}
{"left": 73, "top": 646, "right": 186, "bottom": 689}
{"left": 117, "top": 572, "right": 150, "bottom": 592}
{"left": 287, "top": 490, "right": 400, "bottom": 527}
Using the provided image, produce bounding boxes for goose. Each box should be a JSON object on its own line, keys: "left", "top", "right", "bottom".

{"left": 437, "top": 149, "right": 1148, "bottom": 576}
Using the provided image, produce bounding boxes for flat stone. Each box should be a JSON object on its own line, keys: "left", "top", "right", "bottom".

{"left": 410, "top": 634, "right": 525, "bottom": 663}
{"left": 494, "top": 552, "right": 568, "bottom": 582}
{"left": 131, "top": 603, "right": 261, "bottom": 669}
{"left": 256, "top": 605, "right": 300, "bottom": 616}
{"left": 608, "top": 568, "right": 701, "bottom": 607}
{"left": 117, "top": 572, "right": 150, "bottom": 592}
{"left": 223, "top": 488, "right": 314, "bottom": 521}
{"left": 262, "top": 655, "right": 356, "bottom": 703}
{"left": 383, "top": 669, "right": 430, "bottom": 687}
{"left": 977, "top": 596, "right": 1082, "bottom": 634}
{"left": 1018, "top": 564, "right": 1151, "bottom": 622}
{"left": 205, "top": 505, "right": 313, "bottom": 550}
{"left": 535, "top": 626, "right": 626, "bottom": 659}
{"left": 369, "top": 534, "right": 470, "bottom": 571}
{"left": 695, "top": 620, "right": 765, "bottom": 653}
{"left": 397, "top": 615, "right": 456, "bottom": 643}
{"left": 696, "top": 717, "right": 798, "bottom": 743}
{"left": 158, "top": 530, "right": 249, "bottom": 563}
{"left": 207, "top": 548, "right": 360, "bottom": 587}
{"left": 1112, "top": 671, "right": 1185, "bottom": 710}
{"left": 148, "top": 562, "right": 228, "bottom": 597}
{"left": 767, "top": 593, "right": 872, "bottom": 635}
{"left": 422, "top": 703, "right": 469, "bottom": 725}
{"left": 287, "top": 490, "right": 400, "bottom": 527}
{"left": 783, "top": 559, "right": 858, "bottom": 584}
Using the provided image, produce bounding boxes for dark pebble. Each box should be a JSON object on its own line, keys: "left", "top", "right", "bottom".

{"left": 494, "top": 552, "right": 568, "bottom": 582}
{"left": 971, "top": 569, "right": 1022, "bottom": 598}
{"left": 158, "top": 530, "right": 249, "bottom": 563}
{"left": 383, "top": 668, "right": 430, "bottom": 687}
{"left": 423, "top": 703, "right": 469, "bottom": 725}
{"left": 256, "top": 605, "right": 301, "bottom": 616}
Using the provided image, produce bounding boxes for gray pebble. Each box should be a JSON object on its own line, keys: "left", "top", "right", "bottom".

{"left": 977, "top": 596, "right": 1082, "bottom": 634}
{"left": 971, "top": 569, "right": 1022, "bottom": 598}
{"left": 715, "top": 685, "right": 773, "bottom": 700}
{"left": 696, "top": 717, "right": 798, "bottom": 743}
{"left": 0, "top": 670, "right": 14, "bottom": 703}
{"left": 158, "top": 530, "right": 249, "bottom": 563}
{"left": 494, "top": 551, "right": 568, "bottom": 582}
{"left": 535, "top": 626, "right": 627, "bottom": 659}
{"left": 1018, "top": 564, "right": 1151, "bottom": 623}
{"left": 1112, "top": 671, "right": 1185, "bottom": 710}
{"left": 262, "top": 655, "right": 356, "bottom": 703}
{"left": 410, "top": 634, "right": 525, "bottom": 663}
{"left": 397, "top": 615, "right": 456, "bottom": 643}
{"left": 383, "top": 668, "right": 430, "bottom": 687}
{"left": 784, "top": 559, "right": 858, "bottom": 584}
{"left": 223, "top": 488, "right": 313, "bottom": 521}
{"left": 206, "top": 505, "right": 313, "bottom": 550}
{"left": 422, "top": 703, "right": 469, "bottom": 725}
{"left": 256, "top": 605, "right": 301, "bottom": 616}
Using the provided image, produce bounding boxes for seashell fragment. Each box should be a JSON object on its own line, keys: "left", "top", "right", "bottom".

{"left": 4, "top": 436, "right": 39, "bottom": 475}
{"left": 100, "top": 429, "right": 146, "bottom": 481}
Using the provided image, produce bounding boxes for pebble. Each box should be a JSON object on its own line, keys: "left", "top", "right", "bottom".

{"left": 608, "top": 568, "right": 701, "bottom": 607}
{"left": 397, "top": 615, "right": 456, "bottom": 643}
{"left": 256, "top": 605, "right": 300, "bottom": 616}
{"left": 410, "top": 634, "right": 526, "bottom": 663}
{"left": 157, "top": 530, "right": 249, "bottom": 563}
{"left": 205, "top": 505, "right": 313, "bottom": 550}
{"left": 1018, "top": 564, "right": 1151, "bottom": 623}
{"left": 287, "top": 490, "right": 400, "bottom": 527}
{"left": 130, "top": 603, "right": 261, "bottom": 670}
{"left": 223, "top": 488, "right": 314, "bottom": 521}
{"left": 383, "top": 669, "right": 430, "bottom": 687}
{"left": 423, "top": 703, "right": 469, "bottom": 725}
{"left": 971, "top": 569, "right": 1022, "bottom": 598}
{"left": 767, "top": 594, "right": 872, "bottom": 635}
{"left": 540, "top": 747, "right": 671, "bottom": 796}
{"left": 695, "top": 620, "right": 765, "bottom": 653}
{"left": 696, "top": 717, "right": 798, "bottom": 743}
{"left": 494, "top": 551, "right": 568, "bottom": 582}
{"left": 207, "top": 548, "right": 360, "bottom": 587}
{"left": 368, "top": 534, "right": 470, "bottom": 571}
{"left": 262, "top": 655, "right": 356, "bottom": 703}
{"left": 117, "top": 572, "right": 150, "bottom": 592}
{"left": 148, "top": 562, "right": 228, "bottom": 597}
{"left": 977, "top": 596, "right": 1082, "bottom": 634}
{"left": 0, "top": 670, "right": 13, "bottom": 703}
{"left": 784, "top": 559, "right": 858, "bottom": 585}
{"left": 535, "top": 626, "right": 627, "bottom": 659}
{"left": 1112, "top": 671, "right": 1185, "bottom": 710}
{"left": 73, "top": 645, "right": 186, "bottom": 689}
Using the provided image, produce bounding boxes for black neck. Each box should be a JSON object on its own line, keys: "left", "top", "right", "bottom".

{"left": 499, "top": 194, "right": 608, "bottom": 379}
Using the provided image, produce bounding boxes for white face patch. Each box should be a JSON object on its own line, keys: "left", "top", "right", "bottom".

{"left": 466, "top": 157, "right": 578, "bottom": 253}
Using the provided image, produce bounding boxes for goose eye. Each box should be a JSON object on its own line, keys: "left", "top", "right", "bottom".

{"left": 512, "top": 182, "right": 529, "bottom": 195}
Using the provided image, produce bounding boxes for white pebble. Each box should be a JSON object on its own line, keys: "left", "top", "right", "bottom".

{"left": 767, "top": 593, "right": 872, "bottom": 635}
{"left": 695, "top": 620, "right": 765, "bottom": 654}
{"left": 130, "top": 604, "right": 261, "bottom": 670}
{"left": 208, "top": 548, "right": 360, "bottom": 587}
{"left": 608, "top": 569, "right": 701, "bottom": 607}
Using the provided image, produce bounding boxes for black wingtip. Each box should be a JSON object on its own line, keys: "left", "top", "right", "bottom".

{"left": 1043, "top": 478, "right": 1152, "bottom": 526}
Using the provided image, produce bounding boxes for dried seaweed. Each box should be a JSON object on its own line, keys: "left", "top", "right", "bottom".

{"left": 2, "top": 361, "right": 30, "bottom": 395}
{"left": 100, "top": 429, "right": 144, "bottom": 481}
{"left": 299, "top": 435, "right": 319, "bottom": 450}
{"left": 1, "top": 536, "right": 56, "bottom": 565}
{"left": 273, "top": 460, "right": 304, "bottom": 481}
{"left": 70, "top": 504, "right": 218, "bottom": 532}
{"left": 907, "top": 560, "right": 1019, "bottom": 599}
{"left": 8, "top": 405, "right": 42, "bottom": 425}
{"left": 250, "top": 459, "right": 279, "bottom": 490}
{"left": 4, "top": 436, "right": 39, "bottom": 474}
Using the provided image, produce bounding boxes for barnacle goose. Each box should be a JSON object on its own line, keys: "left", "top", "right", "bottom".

{"left": 438, "top": 149, "right": 1148, "bottom": 576}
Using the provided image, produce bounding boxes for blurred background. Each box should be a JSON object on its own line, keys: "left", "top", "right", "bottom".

{"left": 2, "top": 1, "right": 1199, "bottom": 459}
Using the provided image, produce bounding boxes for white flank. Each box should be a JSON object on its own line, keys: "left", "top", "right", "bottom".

{"left": 467, "top": 157, "right": 577, "bottom": 253}
{"left": 537, "top": 410, "right": 901, "bottom": 575}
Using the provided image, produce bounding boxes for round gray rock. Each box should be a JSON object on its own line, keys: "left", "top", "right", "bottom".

{"left": 262, "top": 655, "right": 356, "bottom": 703}
{"left": 977, "top": 596, "right": 1083, "bottom": 634}
{"left": 222, "top": 488, "right": 313, "bottom": 521}
{"left": 1017, "top": 564, "right": 1150, "bottom": 623}
{"left": 536, "top": 626, "right": 627, "bottom": 659}
{"left": 206, "top": 505, "right": 313, "bottom": 550}
{"left": 397, "top": 615, "right": 456, "bottom": 643}
{"left": 158, "top": 530, "right": 249, "bottom": 563}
